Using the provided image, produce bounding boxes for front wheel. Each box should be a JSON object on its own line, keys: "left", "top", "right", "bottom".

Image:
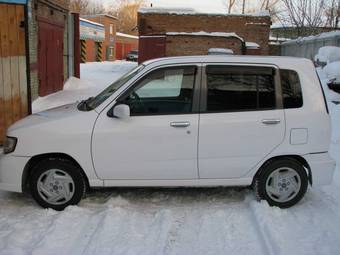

{"left": 253, "top": 159, "right": 308, "bottom": 208}
{"left": 29, "top": 158, "right": 86, "bottom": 210}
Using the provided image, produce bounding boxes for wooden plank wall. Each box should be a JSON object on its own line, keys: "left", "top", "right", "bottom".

{"left": 0, "top": 4, "right": 28, "bottom": 145}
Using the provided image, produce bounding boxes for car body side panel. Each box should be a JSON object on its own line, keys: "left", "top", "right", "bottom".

{"left": 6, "top": 104, "right": 102, "bottom": 186}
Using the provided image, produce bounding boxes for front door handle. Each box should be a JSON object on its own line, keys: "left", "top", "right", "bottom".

{"left": 170, "top": 121, "right": 190, "bottom": 127}
{"left": 262, "top": 119, "right": 281, "bottom": 125}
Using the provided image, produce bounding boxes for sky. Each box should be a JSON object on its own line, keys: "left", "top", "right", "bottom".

{"left": 103, "top": 0, "right": 228, "bottom": 13}
{"left": 145, "top": 0, "right": 226, "bottom": 13}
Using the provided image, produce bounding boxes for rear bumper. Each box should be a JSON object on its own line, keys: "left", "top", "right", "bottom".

{"left": 0, "top": 153, "right": 30, "bottom": 192}
{"left": 303, "top": 152, "right": 336, "bottom": 186}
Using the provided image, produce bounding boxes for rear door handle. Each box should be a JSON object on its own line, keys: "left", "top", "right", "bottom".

{"left": 170, "top": 121, "right": 190, "bottom": 127}
{"left": 262, "top": 119, "right": 281, "bottom": 125}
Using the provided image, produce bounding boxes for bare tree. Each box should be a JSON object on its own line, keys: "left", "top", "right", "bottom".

{"left": 70, "top": 0, "right": 89, "bottom": 14}
{"left": 223, "top": 0, "right": 279, "bottom": 18}
{"left": 324, "top": 0, "right": 340, "bottom": 28}
{"left": 226, "top": 0, "right": 237, "bottom": 13}
{"left": 86, "top": 1, "right": 105, "bottom": 15}
{"left": 278, "top": 0, "right": 328, "bottom": 35}
{"left": 70, "top": 0, "right": 105, "bottom": 14}
{"left": 108, "top": 0, "right": 145, "bottom": 35}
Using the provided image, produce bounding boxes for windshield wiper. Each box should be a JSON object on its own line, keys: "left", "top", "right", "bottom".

{"left": 78, "top": 97, "right": 93, "bottom": 111}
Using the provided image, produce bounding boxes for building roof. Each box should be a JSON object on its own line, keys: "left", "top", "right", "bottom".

{"left": 166, "top": 31, "right": 244, "bottom": 42}
{"left": 116, "top": 32, "right": 138, "bottom": 39}
{"left": 79, "top": 18, "right": 104, "bottom": 28}
{"left": 79, "top": 18, "right": 105, "bottom": 42}
{"left": 138, "top": 7, "right": 270, "bottom": 18}
{"left": 282, "top": 30, "right": 340, "bottom": 45}
{"left": 81, "top": 14, "right": 118, "bottom": 20}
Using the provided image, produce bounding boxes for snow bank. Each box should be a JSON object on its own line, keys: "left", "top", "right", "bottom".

{"left": 32, "top": 61, "right": 137, "bottom": 113}
{"left": 315, "top": 46, "right": 340, "bottom": 64}
{"left": 323, "top": 61, "right": 340, "bottom": 79}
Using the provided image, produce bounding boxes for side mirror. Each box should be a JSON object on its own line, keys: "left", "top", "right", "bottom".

{"left": 113, "top": 104, "right": 130, "bottom": 119}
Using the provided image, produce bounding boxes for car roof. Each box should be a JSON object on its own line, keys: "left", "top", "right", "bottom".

{"left": 142, "top": 55, "right": 313, "bottom": 68}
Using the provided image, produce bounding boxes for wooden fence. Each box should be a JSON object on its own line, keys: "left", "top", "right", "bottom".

{"left": 0, "top": 3, "right": 28, "bottom": 144}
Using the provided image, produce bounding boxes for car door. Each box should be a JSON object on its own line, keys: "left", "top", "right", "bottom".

{"left": 198, "top": 64, "right": 285, "bottom": 179}
{"left": 92, "top": 64, "right": 201, "bottom": 180}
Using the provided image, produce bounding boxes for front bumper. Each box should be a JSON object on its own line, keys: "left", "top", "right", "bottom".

{"left": 303, "top": 152, "right": 336, "bottom": 186}
{"left": 0, "top": 152, "right": 30, "bottom": 192}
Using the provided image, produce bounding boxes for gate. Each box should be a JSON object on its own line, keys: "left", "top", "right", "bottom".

{"left": 138, "top": 36, "right": 166, "bottom": 64}
{"left": 0, "top": 3, "right": 28, "bottom": 144}
{"left": 38, "top": 20, "right": 64, "bottom": 96}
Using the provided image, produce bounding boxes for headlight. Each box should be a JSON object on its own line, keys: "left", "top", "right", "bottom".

{"left": 4, "top": 136, "right": 17, "bottom": 154}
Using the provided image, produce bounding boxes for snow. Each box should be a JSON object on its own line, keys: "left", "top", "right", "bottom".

{"left": 269, "top": 36, "right": 291, "bottom": 42}
{"left": 1, "top": 57, "right": 340, "bottom": 254}
{"left": 315, "top": 46, "right": 340, "bottom": 64}
{"left": 208, "top": 48, "right": 234, "bottom": 55}
{"left": 79, "top": 18, "right": 104, "bottom": 28}
{"left": 139, "top": 7, "right": 270, "bottom": 17}
{"left": 116, "top": 32, "right": 138, "bottom": 40}
{"left": 245, "top": 42, "right": 260, "bottom": 49}
{"left": 32, "top": 61, "right": 137, "bottom": 113}
{"left": 282, "top": 30, "right": 340, "bottom": 45}
{"left": 139, "top": 7, "right": 197, "bottom": 15}
{"left": 166, "top": 31, "right": 244, "bottom": 41}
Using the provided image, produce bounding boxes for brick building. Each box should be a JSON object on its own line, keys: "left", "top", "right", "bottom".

{"left": 80, "top": 14, "right": 139, "bottom": 62}
{"left": 116, "top": 32, "right": 139, "bottom": 60}
{"left": 0, "top": 0, "right": 78, "bottom": 144}
{"left": 79, "top": 18, "right": 105, "bottom": 62}
{"left": 82, "top": 14, "right": 118, "bottom": 61}
{"left": 137, "top": 8, "right": 271, "bottom": 63}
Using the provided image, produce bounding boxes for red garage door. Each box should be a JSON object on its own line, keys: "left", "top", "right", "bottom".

{"left": 116, "top": 42, "right": 123, "bottom": 60}
{"left": 38, "top": 20, "right": 64, "bottom": 96}
{"left": 138, "top": 36, "right": 166, "bottom": 64}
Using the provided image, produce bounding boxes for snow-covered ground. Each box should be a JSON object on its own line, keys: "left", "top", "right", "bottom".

{"left": 1, "top": 60, "right": 340, "bottom": 255}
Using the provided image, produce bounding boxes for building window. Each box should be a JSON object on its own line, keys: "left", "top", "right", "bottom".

{"left": 110, "top": 24, "right": 113, "bottom": 35}
{"left": 109, "top": 47, "right": 114, "bottom": 57}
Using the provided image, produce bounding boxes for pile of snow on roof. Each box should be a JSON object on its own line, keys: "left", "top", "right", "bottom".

{"left": 166, "top": 31, "right": 244, "bottom": 41}
{"left": 139, "top": 7, "right": 270, "bottom": 17}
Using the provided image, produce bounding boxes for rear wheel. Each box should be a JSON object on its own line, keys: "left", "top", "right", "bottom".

{"left": 29, "top": 158, "right": 86, "bottom": 210}
{"left": 253, "top": 159, "right": 308, "bottom": 208}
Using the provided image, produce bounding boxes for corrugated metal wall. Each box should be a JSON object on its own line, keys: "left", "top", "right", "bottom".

{"left": 281, "top": 32, "right": 340, "bottom": 60}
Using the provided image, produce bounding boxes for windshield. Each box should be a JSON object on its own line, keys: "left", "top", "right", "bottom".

{"left": 86, "top": 65, "right": 144, "bottom": 109}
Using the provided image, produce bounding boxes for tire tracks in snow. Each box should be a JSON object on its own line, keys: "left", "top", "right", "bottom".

{"left": 247, "top": 198, "right": 279, "bottom": 255}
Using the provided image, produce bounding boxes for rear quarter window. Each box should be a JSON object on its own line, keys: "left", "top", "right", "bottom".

{"left": 280, "top": 69, "right": 303, "bottom": 109}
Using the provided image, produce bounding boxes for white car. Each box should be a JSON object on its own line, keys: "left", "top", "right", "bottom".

{"left": 0, "top": 56, "right": 336, "bottom": 210}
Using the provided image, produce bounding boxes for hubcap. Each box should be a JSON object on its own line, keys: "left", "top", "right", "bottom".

{"left": 37, "top": 169, "right": 75, "bottom": 205}
{"left": 265, "top": 167, "right": 301, "bottom": 203}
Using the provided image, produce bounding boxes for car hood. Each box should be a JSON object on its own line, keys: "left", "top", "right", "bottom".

{"left": 8, "top": 103, "right": 93, "bottom": 133}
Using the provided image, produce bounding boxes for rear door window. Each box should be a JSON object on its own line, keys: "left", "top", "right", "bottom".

{"left": 204, "top": 65, "right": 276, "bottom": 112}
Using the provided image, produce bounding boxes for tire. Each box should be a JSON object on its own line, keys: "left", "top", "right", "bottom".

{"left": 29, "top": 158, "right": 86, "bottom": 211}
{"left": 253, "top": 158, "right": 308, "bottom": 208}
